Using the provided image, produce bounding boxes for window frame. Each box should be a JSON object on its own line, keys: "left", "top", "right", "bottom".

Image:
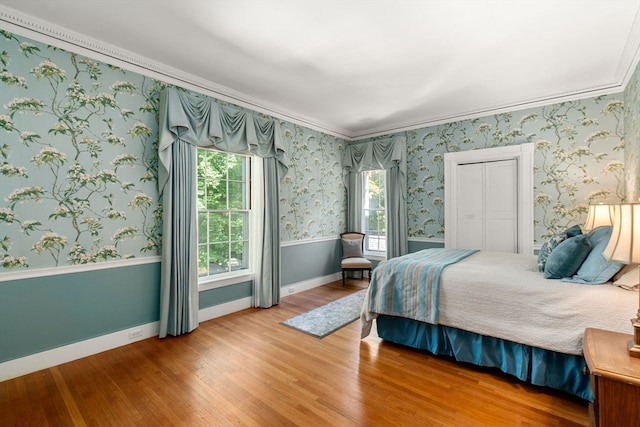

{"left": 362, "top": 169, "right": 387, "bottom": 257}
{"left": 196, "top": 148, "right": 254, "bottom": 290}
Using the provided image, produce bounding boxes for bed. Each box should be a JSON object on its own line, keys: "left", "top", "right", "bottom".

{"left": 360, "top": 247, "right": 638, "bottom": 401}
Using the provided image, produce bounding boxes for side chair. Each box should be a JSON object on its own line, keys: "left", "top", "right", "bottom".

{"left": 340, "top": 232, "right": 372, "bottom": 286}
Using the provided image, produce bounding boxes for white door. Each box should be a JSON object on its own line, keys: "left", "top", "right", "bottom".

{"left": 444, "top": 143, "right": 533, "bottom": 255}
{"left": 455, "top": 159, "right": 518, "bottom": 252}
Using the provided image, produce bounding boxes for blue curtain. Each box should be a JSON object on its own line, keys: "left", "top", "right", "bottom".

{"left": 158, "top": 88, "right": 288, "bottom": 337}
{"left": 342, "top": 135, "right": 408, "bottom": 259}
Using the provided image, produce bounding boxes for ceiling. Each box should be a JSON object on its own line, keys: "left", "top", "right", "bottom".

{"left": 1, "top": 1, "right": 639, "bottom": 140}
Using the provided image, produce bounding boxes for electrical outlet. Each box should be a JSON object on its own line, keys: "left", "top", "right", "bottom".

{"left": 288, "top": 287, "right": 295, "bottom": 294}
{"left": 128, "top": 328, "right": 143, "bottom": 339}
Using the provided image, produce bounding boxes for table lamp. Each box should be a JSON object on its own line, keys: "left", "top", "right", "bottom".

{"left": 583, "top": 202, "right": 615, "bottom": 232}
{"left": 602, "top": 202, "right": 640, "bottom": 357}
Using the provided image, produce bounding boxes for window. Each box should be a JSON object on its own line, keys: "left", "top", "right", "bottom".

{"left": 362, "top": 169, "right": 386, "bottom": 254}
{"left": 196, "top": 149, "right": 250, "bottom": 278}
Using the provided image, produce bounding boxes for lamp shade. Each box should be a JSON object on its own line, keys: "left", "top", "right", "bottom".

{"left": 583, "top": 203, "right": 615, "bottom": 232}
{"left": 602, "top": 203, "right": 640, "bottom": 264}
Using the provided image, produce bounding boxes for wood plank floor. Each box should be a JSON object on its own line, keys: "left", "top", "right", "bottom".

{"left": 0, "top": 280, "right": 589, "bottom": 426}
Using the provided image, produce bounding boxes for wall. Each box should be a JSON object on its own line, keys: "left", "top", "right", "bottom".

{"left": 1, "top": 26, "right": 637, "bottom": 377}
{"left": 624, "top": 60, "right": 640, "bottom": 201}
{"left": 0, "top": 29, "right": 346, "bottom": 372}
{"left": 358, "top": 95, "right": 626, "bottom": 244}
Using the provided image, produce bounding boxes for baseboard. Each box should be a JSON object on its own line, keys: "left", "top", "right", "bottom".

{"left": 198, "top": 297, "right": 253, "bottom": 323}
{"left": 282, "top": 272, "right": 343, "bottom": 297}
{"left": 0, "top": 273, "right": 341, "bottom": 382}
{"left": 0, "top": 321, "right": 160, "bottom": 382}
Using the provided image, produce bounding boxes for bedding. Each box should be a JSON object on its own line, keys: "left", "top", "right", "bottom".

{"left": 361, "top": 249, "right": 639, "bottom": 399}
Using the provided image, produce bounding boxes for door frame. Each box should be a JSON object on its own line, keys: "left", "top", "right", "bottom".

{"left": 444, "top": 143, "right": 534, "bottom": 254}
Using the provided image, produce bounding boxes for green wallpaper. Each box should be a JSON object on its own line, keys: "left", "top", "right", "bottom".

{"left": 0, "top": 30, "right": 165, "bottom": 270}
{"left": 361, "top": 96, "right": 625, "bottom": 243}
{"left": 624, "top": 61, "right": 640, "bottom": 201}
{"left": 0, "top": 28, "right": 633, "bottom": 273}
{"left": 278, "top": 122, "right": 346, "bottom": 241}
{"left": 0, "top": 29, "right": 347, "bottom": 273}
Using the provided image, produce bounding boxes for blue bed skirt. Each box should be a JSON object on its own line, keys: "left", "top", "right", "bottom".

{"left": 376, "top": 315, "right": 592, "bottom": 401}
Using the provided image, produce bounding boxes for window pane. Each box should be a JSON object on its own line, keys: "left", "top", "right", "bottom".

{"left": 230, "top": 212, "right": 247, "bottom": 241}
{"left": 196, "top": 150, "right": 207, "bottom": 178}
{"left": 205, "top": 179, "right": 224, "bottom": 210}
{"left": 197, "top": 148, "right": 250, "bottom": 279}
{"left": 208, "top": 212, "right": 229, "bottom": 243}
{"left": 227, "top": 155, "right": 244, "bottom": 181}
{"left": 198, "top": 244, "right": 208, "bottom": 277}
{"left": 208, "top": 243, "right": 229, "bottom": 274}
{"left": 198, "top": 213, "right": 207, "bottom": 244}
{"left": 207, "top": 150, "right": 227, "bottom": 178}
{"left": 363, "top": 170, "right": 386, "bottom": 253}
{"left": 230, "top": 241, "right": 249, "bottom": 271}
{"left": 228, "top": 181, "right": 244, "bottom": 210}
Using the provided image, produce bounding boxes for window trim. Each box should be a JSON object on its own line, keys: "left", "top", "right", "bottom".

{"left": 196, "top": 149, "right": 253, "bottom": 287}
{"left": 362, "top": 169, "right": 387, "bottom": 257}
{"left": 199, "top": 271, "right": 254, "bottom": 291}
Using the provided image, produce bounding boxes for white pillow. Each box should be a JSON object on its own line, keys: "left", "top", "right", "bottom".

{"left": 613, "top": 265, "right": 640, "bottom": 291}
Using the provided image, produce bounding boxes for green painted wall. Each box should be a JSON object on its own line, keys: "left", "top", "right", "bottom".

{"left": 199, "top": 281, "right": 252, "bottom": 308}
{"left": 0, "top": 262, "right": 160, "bottom": 362}
{"left": 281, "top": 239, "right": 342, "bottom": 285}
{"left": 1, "top": 26, "right": 638, "bottom": 366}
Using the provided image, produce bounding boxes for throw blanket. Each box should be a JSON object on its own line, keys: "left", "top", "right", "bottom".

{"left": 361, "top": 248, "right": 477, "bottom": 337}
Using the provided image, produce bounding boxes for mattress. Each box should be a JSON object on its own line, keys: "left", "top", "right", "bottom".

{"left": 362, "top": 251, "right": 638, "bottom": 355}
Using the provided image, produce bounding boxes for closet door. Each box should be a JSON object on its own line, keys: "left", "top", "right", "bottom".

{"left": 456, "top": 163, "right": 484, "bottom": 250}
{"left": 444, "top": 143, "right": 533, "bottom": 255}
{"left": 484, "top": 159, "right": 517, "bottom": 252}
{"left": 455, "top": 159, "right": 517, "bottom": 252}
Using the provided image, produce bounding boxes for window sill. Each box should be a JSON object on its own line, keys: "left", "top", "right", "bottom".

{"left": 364, "top": 253, "right": 386, "bottom": 261}
{"left": 199, "top": 271, "right": 253, "bottom": 291}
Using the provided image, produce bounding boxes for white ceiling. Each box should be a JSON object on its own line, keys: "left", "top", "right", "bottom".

{"left": 1, "top": 1, "right": 639, "bottom": 140}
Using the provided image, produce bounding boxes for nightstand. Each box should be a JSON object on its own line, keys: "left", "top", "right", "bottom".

{"left": 583, "top": 328, "right": 640, "bottom": 427}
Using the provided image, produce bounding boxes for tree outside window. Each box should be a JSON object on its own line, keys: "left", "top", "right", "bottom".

{"left": 196, "top": 149, "right": 250, "bottom": 277}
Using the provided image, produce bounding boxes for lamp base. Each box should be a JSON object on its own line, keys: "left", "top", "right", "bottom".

{"left": 630, "top": 318, "right": 640, "bottom": 358}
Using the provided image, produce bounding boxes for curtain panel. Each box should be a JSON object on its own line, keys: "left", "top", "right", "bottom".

{"left": 342, "top": 135, "right": 408, "bottom": 259}
{"left": 158, "top": 88, "right": 288, "bottom": 338}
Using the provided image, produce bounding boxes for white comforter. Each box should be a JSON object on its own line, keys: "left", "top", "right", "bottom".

{"left": 363, "top": 251, "right": 638, "bottom": 355}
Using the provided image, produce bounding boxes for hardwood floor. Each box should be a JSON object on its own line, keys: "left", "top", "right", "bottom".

{"left": 0, "top": 280, "right": 589, "bottom": 426}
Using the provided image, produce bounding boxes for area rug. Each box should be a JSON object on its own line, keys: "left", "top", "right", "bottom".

{"left": 281, "top": 289, "right": 368, "bottom": 338}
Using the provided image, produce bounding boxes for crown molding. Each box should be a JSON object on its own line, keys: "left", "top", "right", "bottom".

{"left": 352, "top": 81, "right": 627, "bottom": 140}
{"left": 0, "top": 6, "right": 353, "bottom": 140}
{"left": 1, "top": 5, "right": 639, "bottom": 142}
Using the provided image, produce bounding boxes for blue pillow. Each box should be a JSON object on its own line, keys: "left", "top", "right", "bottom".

{"left": 562, "top": 228, "right": 622, "bottom": 284}
{"left": 586, "top": 225, "right": 613, "bottom": 247}
{"left": 544, "top": 234, "right": 592, "bottom": 279}
{"left": 537, "top": 225, "right": 582, "bottom": 272}
{"left": 537, "top": 233, "right": 567, "bottom": 272}
{"left": 565, "top": 224, "right": 583, "bottom": 238}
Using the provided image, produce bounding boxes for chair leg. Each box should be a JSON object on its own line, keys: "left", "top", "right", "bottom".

{"left": 342, "top": 270, "right": 345, "bottom": 286}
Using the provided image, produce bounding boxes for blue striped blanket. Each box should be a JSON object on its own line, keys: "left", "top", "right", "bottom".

{"left": 366, "top": 248, "right": 478, "bottom": 324}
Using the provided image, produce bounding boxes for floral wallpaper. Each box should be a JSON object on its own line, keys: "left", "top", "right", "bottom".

{"left": 0, "top": 30, "right": 347, "bottom": 273}
{"left": 278, "top": 122, "right": 347, "bottom": 241}
{"left": 623, "top": 61, "right": 640, "bottom": 202}
{"left": 0, "top": 28, "right": 632, "bottom": 273}
{"left": 0, "top": 30, "right": 167, "bottom": 271}
{"left": 362, "top": 95, "right": 625, "bottom": 243}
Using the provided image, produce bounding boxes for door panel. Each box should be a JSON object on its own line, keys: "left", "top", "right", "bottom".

{"left": 456, "top": 163, "right": 483, "bottom": 250}
{"left": 485, "top": 160, "right": 517, "bottom": 252}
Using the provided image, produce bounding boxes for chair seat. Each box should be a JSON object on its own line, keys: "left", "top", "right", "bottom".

{"left": 341, "top": 257, "right": 372, "bottom": 269}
